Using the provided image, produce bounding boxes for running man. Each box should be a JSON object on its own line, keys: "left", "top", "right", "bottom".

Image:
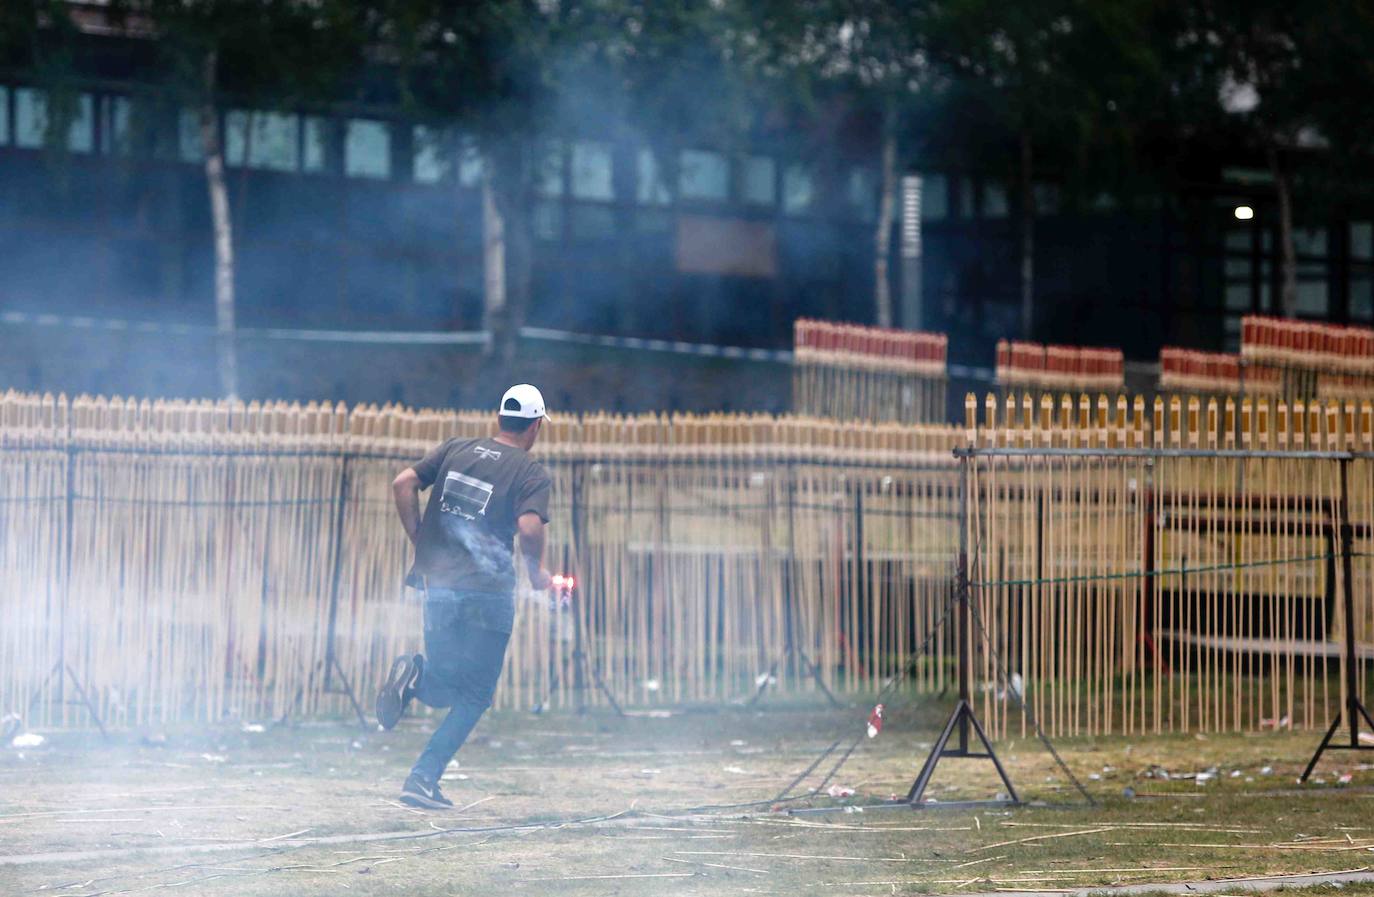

{"left": 376, "top": 384, "right": 553, "bottom": 809}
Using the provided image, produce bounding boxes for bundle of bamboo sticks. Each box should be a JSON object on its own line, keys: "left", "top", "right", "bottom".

{"left": 1242, "top": 315, "right": 1374, "bottom": 401}
{"left": 995, "top": 340, "right": 1125, "bottom": 401}
{"left": 10, "top": 386, "right": 1371, "bottom": 741}
{"left": 0, "top": 391, "right": 963, "bottom": 727}
{"left": 792, "top": 318, "right": 948, "bottom": 423}
{"left": 966, "top": 392, "right": 1373, "bottom": 739}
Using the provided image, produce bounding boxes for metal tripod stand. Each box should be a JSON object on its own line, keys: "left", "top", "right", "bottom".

{"left": 1301, "top": 458, "right": 1374, "bottom": 780}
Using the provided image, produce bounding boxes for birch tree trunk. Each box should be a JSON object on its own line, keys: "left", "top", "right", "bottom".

{"left": 481, "top": 166, "right": 506, "bottom": 358}
{"left": 199, "top": 50, "right": 237, "bottom": 399}
{"left": 1019, "top": 129, "right": 1035, "bottom": 339}
{"left": 1269, "top": 146, "right": 1298, "bottom": 317}
{"left": 483, "top": 142, "right": 532, "bottom": 369}
{"left": 873, "top": 103, "right": 896, "bottom": 329}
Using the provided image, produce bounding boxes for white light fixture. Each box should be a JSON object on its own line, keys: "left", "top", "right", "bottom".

{"left": 1234, "top": 205, "right": 1254, "bottom": 220}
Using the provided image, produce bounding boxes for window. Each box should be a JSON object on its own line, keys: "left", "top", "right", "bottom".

{"left": 679, "top": 149, "right": 728, "bottom": 201}
{"left": 457, "top": 141, "right": 483, "bottom": 187}
{"left": 1352, "top": 278, "right": 1373, "bottom": 321}
{"left": 0, "top": 87, "right": 10, "bottom": 145}
{"left": 413, "top": 125, "right": 449, "bottom": 184}
{"left": 345, "top": 119, "right": 391, "bottom": 179}
{"left": 742, "top": 155, "right": 776, "bottom": 206}
{"left": 921, "top": 174, "right": 947, "bottom": 220}
{"left": 957, "top": 178, "right": 974, "bottom": 219}
{"left": 303, "top": 116, "right": 332, "bottom": 173}
{"left": 848, "top": 167, "right": 876, "bottom": 220}
{"left": 982, "top": 182, "right": 1009, "bottom": 218}
{"left": 101, "top": 96, "right": 132, "bottom": 155}
{"left": 15, "top": 88, "right": 93, "bottom": 152}
{"left": 535, "top": 140, "right": 564, "bottom": 197}
{"left": 1352, "top": 222, "right": 1373, "bottom": 260}
{"left": 636, "top": 149, "right": 670, "bottom": 205}
{"left": 178, "top": 108, "right": 202, "bottom": 163}
{"left": 570, "top": 140, "right": 613, "bottom": 200}
{"left": 1033, "top": 183, "right": 1060, "bottom": 215}
{"left": 782, "top": 163, "right": 813, "bottom": 214}
{"left": 226, "top": 110, "right": 299, "bottom": 171}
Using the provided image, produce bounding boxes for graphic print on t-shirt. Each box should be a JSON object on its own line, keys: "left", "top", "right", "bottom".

{"left": 440, "top": 470, "right": 495, "bottom": 519}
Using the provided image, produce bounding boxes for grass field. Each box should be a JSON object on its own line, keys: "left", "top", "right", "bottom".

{"left": 4, "top": 693, "right": 1374, "bottom": 896}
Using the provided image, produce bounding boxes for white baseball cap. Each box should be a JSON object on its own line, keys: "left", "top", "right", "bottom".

{"left": 499, "top": 383, "right": 549, "bottom": 419}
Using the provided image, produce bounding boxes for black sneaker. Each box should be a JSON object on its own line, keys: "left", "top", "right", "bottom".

{"left": 399, "top": 773, "right": 454, "bottom": 810}
{"left": 376, "top": 655, "right": 420, "bottom": 731}
{"left": 403, "top": 655, "right": 425, "bottom": 703}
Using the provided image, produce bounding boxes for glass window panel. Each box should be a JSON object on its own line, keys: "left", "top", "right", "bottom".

{"left": 68, "top": 93, "right": 93, "bottom": 152}
{"left": 345, "top": 119, "right": 391, "bottom": 179}
{"left": 535, "top": 140, "right": 563, "bottom": 197}
{"left": 1225, "top": 230, "right": 1249, "bottom": 251}
{"left": 15, "top": 89, "right": 93, "bottom": 152}
{"left": 743, "top": 155, "right": 776, "bottom": 206}
{"left": 848, "top": 167, "right": 876, "bottom": 219}
{"left": 1225, "top": 284, "right": 1251, "bottom": 311}
{"left": 102, "top": 95, "right": 132, "bottom": 155}
{"left": 1293, "top": 227, "right": 1327, "bottom": 258}
{"left": 458, "top": 142, "right": 483, "bottom": 187}
{"left": 179, "top": 108, "right": 203, "bottom": 163}
{"left": 1033, "top": 182, "right": 1060, "bottom": 215}
{"left": 413, "top": 125, "right": 449, "bottom": 184}
{"left": 782, "top": 163, "right": 813, "bottom": 214}
{"left": 1224, "top": 257, "right": 1250, "bottom": 280}
{"left": 225, "top": 110, "right": 298, "bottom": 171}
{"left": 921, "top": 174, "right": 947, "bottom": 220}
{"left": 0, "top": 86, "right": 7, "bottom": 145}
{"left": 983, "top": 183, "right": 1009, "bottom": 218}
{"left": 1352, "top": 277, "right": 1373, "bottom": 321}
{"left": 255, "top": 111, "right": 297, "bottom": 170}
{"left": 1295, "top": 279, "right": 1328, "bottom": 316}
{"left": 303, "top": 116, "right": 330, "bottom": 173}
{"left": 224, "top": 110, "right": 248, "bottom": 162}
{"left": 679, "top": 148, "right": 728, "bottom": 201}
{"left": 570, "top": 140, "right": 613, "bottom": 200}
{"left": 1352, "top": 222, "right": 1373, "bottom": 260}
{"left": 1223, "top": 316, "right": 1242, "bottom": 351}
{"left": 636, "top": 149, "right": 670, "bottom": 205}
{"left": 957, "top": 179, "right": 974, "bottom": 218}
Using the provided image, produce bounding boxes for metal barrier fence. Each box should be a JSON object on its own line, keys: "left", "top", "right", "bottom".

{"left": 0, "top": 392, "right": 961, "bottom": 729}
{"left": 963, "top": 393, "right": 1374, "bottom": 739}
{"left": 9, "top": 388, "right": 1374, "bottom": 739}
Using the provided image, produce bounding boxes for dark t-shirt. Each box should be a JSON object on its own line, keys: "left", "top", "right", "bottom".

{"left": 406, "top": 436, "right": 552, "bottom": 595}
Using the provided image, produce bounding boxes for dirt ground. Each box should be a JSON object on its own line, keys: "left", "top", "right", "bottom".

{"left": 3, "top": 693, "right": 1374, "bottom": 897}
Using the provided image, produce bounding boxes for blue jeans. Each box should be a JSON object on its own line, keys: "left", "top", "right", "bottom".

{"left": 410, "top": 589, "right": 514, "bottom": 786}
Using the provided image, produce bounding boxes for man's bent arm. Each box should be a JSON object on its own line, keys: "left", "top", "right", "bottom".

{"left": 517, "top": 512, "right": 550, "bottom": 590}
{"left": 393, "top": 468, "right": 424, "bottom": 547}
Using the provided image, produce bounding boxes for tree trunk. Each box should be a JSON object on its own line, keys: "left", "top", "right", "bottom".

{"left": 1019, "top": 130, "right": 1035, "bottom": 339}
{"left": 481, "top": 166, "right": 506, "bottom": 355}
{"left": 873, "top": 102, "right": 896, "bottom": 329}
{"left": 1269, "top": 146, "right": 1298, "bottom": 317}
{"left": 199, "top": 51, "right": 237, "bottom": 399}
{"left": 483, "top": 141, "right": 532, "bottom": 372}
